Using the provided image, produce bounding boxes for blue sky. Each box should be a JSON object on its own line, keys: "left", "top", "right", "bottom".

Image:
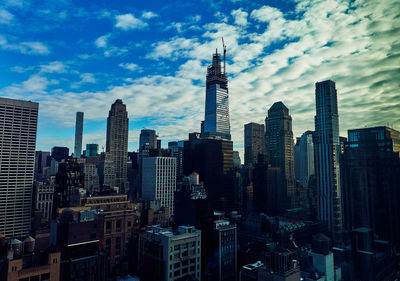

{"left": 1, "top": 0, "right": 399, "bottom": 159}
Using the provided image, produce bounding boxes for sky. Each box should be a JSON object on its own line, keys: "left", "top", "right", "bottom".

{"left": 1, "top": 0, "right": 399, "bottom": 160}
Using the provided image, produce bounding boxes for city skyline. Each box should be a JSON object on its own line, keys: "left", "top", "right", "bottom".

{"left": 1, "top": 0, "right": 399, "bottom": 159}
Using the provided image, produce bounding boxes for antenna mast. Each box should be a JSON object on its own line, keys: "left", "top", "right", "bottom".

{"left": 222, "top": 37, "right": 226, "bottom": 75}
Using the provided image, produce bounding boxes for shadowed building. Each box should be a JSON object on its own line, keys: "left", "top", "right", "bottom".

{"left": 342, "top": 126, "right": 400, "bottom": 251}
{"left": 244, "top": 122, "right": 265, "bottom": 167}
{"left": 265, "top": 102, "right": 296, "bottom": 209}
{"left": 314, "top": 80, "right": 343, "bottom": 242}
{"left": 74, "top": 112, "right": 84, "bottom": 158}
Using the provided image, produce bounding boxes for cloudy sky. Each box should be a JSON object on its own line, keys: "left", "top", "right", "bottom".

{"left": 1, "top": 0, "right": 399, "bottom": 159}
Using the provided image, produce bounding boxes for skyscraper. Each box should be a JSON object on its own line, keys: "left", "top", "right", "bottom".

{"left": 244, "top": 122, "right": 265, "bottom": 167}
{"left": 142, "top": 157, "right": 176, "bottom": 216}
{"left": 203, "top": 48, "right": 231, "bottom": 140}
{"left": 74, "top": 112, "right": 84, "bottom": 158}
{"left": 265, "top": 101, "right": 296, "bottom": 209}
{"left": 342, "top": 126, "right": 400, "bottom": 249}
{"left": 294, "top": 130, "right": 315, "bottom": 188}
{"left": 0, "top": 97, "right": 38, "bottom": 238}
{"left": 106, "top": 99, "right": 129, "bottom": 193}
{"left": 139, "top": 129, "right": 158, "bottom": 150}
{"left": 314, "top": 80, "right": 343, "bottom": 240}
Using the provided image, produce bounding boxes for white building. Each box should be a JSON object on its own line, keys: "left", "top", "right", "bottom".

{"left": 142, "top": 157, "right": 176, "bottom": 216}
{"left": 294, "top": 130, "right": 315, "bottom": 188}
{"left": 0, "top": 97, "right": 38, "bottom": 238}
{"left": 139, "top": 225, "right": 201, "bottom": 281}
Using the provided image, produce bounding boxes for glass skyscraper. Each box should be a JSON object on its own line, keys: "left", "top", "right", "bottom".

{"left": 314, "top": 80, "right": 343, "bottom": 241}
{"left": 203, "top": 50, "right": 231, "bottom": 140}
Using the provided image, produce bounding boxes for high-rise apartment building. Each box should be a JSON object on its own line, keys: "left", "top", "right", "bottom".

{"left": 203, "top": 49, "right": 230, "bottom": 140}
{"left": 314, "top": 80, "right": 343, "bottom": 240}
{"left": 0, "top": 97, "right": 38, "bottom": 238}
{"left": 244, "top": 122, "right": 265, "bottom": 167}
{"left": 74, "top": 112, "right": 84, "bottom": 158}
{"left": 138, "top": 225, "right": 201, "bottom": 281}
{"left": 106, "top": 99, "right": 129, "bottom": 193}
{"left": 142, "top": 157, "right": 176, "bottom": 216}
{"left": 265, "top": 101, "right": 296, "bottom": 209}
{"left": 294, "top": 131, "right": 315, "bottom": 188}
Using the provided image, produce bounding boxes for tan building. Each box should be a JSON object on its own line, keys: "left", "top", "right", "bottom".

{"left": 35, "top": 178, "right": 55, "bottom": 222}
{"left": 82, "top": 194, "right": 142, "bottom": 274}
{"left": 7, "top": 251, "right": 60, "bottom": 281}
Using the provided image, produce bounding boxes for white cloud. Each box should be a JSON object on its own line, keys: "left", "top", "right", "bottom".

{"left": 250, "top": 5, "right": 283, "bottom": 22}
{"left": 231, "top": 8, "right": 248, "bottom": 26}
{"left": 0, "top": 9, "right": 13, "bottom": 24}
{"left": 95, "top": 33, "right": 111, "bottom": 48}
{"left": 79, "top": 73, "right": 96, "bottom": 84}
{"left": 115, "top": 14, "right": 147, "bottom": 30}
{"left": 141, "top": 11, "right": 158, "bottom": 19}
{"left": 119, "top": 63, "right": 141, "bottom": 72}
{"left": 40, "top": 61, "right": 67, "bottom": 73}
{"left": 0, "top": 35, "right": 50, "bottom": 55}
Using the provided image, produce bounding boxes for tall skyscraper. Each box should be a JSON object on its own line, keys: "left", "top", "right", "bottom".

{"left": 74, "top": 112, "right": 84, "bottom": 158}
{"left": 265, "top": 101, "right": 296, "bottom": 209}
{"left": 294, "top": 130, "right": 315, "bottom": 188}
{"left": 142, "top": 157, "right": 176, "bottom": 216}
{"left": 244, "top": 122, "right": 265, "bottom": 167}
{"left": 106, "top": 99, "right": 129, "bottom": 193}
{"left": 314, "top": 80, "right": 343, "bottom": 240}
{"left": 0, "top": 97, "right": 38, "bottom": 238}
{"left": 203, "top": 48, "right": 231, "bottom": 140}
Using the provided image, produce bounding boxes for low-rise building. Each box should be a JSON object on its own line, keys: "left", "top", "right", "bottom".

{"left": 139, "top": 225, "right": 201, "bottom": 281}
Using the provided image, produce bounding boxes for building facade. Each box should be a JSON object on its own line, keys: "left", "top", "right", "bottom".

{"left": 203, "top": 49, "right": 231, "bottom": 140}
{"left": 244, "top": 122, "right": 265, "bottom": 167}
{"left": 342, "top": 126, "right": 400, "bottom": 249}
{"left": 294, "top": 131, "right": 315, "bottom": 188}
{"left": 82, "top": 194, "right": 142, "bottom": 275}
{"left": 265, "top": 101, "right": 296, "bottom": 209}
{"left": 142, "top": 157, "right": 176, "bottom": 216}
{"left": 314, "top": 80, "right": 343, "bottom": 240}
{"left": 0, "top": 97, "right": 38, "bottom": 238}
{"left": 35, "top": 179, "right": 55, "bottom": 222}
{"left": 106, "top": 99, "right": 129, "bottom": 193}
{"left": 138, "top": 225, "right": 202, "bottom": 281}
{"left": 74, "top": 112, "right": 84, "bottom": 158}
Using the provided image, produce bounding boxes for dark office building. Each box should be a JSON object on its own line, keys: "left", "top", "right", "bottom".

{"left": 168, "top": 141, "right": 185, "bottom": 180}
{"left": 265, "top": 102, "right": 296, "bottom": 210}
{"left": 342, "top": 126, "right": 400, "bottom": 248}
{"left": 35, "top": 151, "right": 50, "bottom": 180}
{"left": 253, "top": 157, "right": 284, "bottom": 216}
{"left": 184, "top": 137, "right": 234, "bottom": 211}
{"left": 174, "top": 176, "right": 210, "bottom": 227}
{"left": 52, "top": 207, "right": 105, "bottom": 281}
{"left": 52, "top": 158, "right": 84, "bottom": 217}
{"left": 51, "top": 146, "right": 69, "bottom": 162}
{"left": 244, "top": 122, "right": 265, "bottom": 167}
